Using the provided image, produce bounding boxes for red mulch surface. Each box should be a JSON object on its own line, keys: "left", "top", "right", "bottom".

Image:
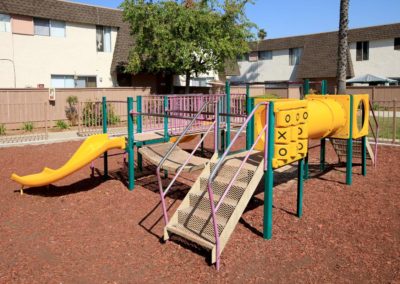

{"left": 0, "top": 138, "right": 399, "bottom": 283}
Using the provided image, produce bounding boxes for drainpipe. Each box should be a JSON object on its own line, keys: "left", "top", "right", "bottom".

{"left": 0, "top": 58, "right": 16, "bottom": 88}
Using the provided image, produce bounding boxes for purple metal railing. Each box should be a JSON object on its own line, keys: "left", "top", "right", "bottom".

{"left": 369, "top": 101, "right": 379, "bottom": 166}
{"left": 207, "top": 102, "right": 270, "bottom": 270}
{"left": 157, "top": 99, "right": 220, "bottom": 225}
{"left": 141, "top": 94, "right": 245, "bottom": 134}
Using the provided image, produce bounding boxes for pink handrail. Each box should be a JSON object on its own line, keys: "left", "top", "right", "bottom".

{"left": 207, "top": 102, "right": 270, "bottom": 270}
{"left": 157, "top": 99, "right": 219, "bottom": 225}
{"left": 369, "top": 101, "right": 379, "bottom": 166}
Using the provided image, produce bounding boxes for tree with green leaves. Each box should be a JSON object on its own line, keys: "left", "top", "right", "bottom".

{"left": 121, "top": 0, "right": 256, "bottom": 93}
{"left": 336, "top": 0, "right": 349, "bottom": 94}
{"left": 258, "top": 28, "right": 267, "bottom": 40}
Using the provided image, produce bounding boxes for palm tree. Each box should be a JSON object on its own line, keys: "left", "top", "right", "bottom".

{"left": 258, "top": 29, "right": 267, "bottom": 40}
{"left": 336, "top": 0, "right": 349, "bottom": 94}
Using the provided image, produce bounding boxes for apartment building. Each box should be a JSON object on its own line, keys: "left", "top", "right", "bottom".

{"left": 229, "top": 23, "right": 400, "bottom": 88}
{"left": 0, "top": 0, "right": 132, "bottom": 89}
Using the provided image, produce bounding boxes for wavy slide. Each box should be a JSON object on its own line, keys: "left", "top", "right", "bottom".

{"left": 11, "top": 134, "right": 126, "bottom": 190}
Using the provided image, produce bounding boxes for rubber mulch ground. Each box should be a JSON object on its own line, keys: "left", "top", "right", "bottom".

{"left": 0, "top": 137, "right": 399, "bottom": 283}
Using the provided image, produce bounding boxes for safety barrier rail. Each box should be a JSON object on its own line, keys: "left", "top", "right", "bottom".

{"left": 207, "top": 101, "right": 270, "bottom": 270}
{"left": 157, "top": 98, "right": 220, "bottom": 225}
{"left": 368, "top": 101, "right": 379, "bottom": 166}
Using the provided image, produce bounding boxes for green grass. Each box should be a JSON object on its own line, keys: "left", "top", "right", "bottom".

{"left": 0, "top": 124, "right": 6, "bottom": 135}
{"left": 56, "top": 120, "right": 69, "bottom": 130}
{"left": 22, "top": 122, "right": 34, "bottom": 132}
{"left": 369, "top": 116, "right": 400, "bottom": 140}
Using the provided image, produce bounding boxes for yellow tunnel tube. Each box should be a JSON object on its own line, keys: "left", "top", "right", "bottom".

{"left": 306, "top": 99, "right": 346, "bottom": 139}
{"left": 255, "top": 97, "right": 347, "bottom": 147}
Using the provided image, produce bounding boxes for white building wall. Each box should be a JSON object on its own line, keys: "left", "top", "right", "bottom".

{"left": 229, "top": 49, "right": 298, "bottom": 82}
{"left": 350, "top": 38, "right": 400, "bottom": 78}
{"left": 0, "top": 22, "right": 117, "bottom": 88}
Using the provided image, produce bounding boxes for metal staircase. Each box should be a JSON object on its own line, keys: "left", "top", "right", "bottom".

{"left": 164, "top": 151, "right": 264, "bottom": 262}
{"left": 161, "top": 102, "right": 270, "bottom": 270}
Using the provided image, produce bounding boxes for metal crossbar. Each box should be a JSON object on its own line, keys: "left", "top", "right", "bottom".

{"left": 157, "top": 98, "right": 219, "bottom": 225}
{"left": 206, "top": 101, "right": 270, "bottom": 270}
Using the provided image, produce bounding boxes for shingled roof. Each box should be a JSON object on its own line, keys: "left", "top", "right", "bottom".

{"left": 248, "top": 23, "right": 400, "bottom": 79}
{"left": 0, "top": 0, "right": 132, "bottom": 73}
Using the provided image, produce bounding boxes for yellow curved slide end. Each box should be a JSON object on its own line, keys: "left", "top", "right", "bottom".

{"left": 10, "top": 134, "right": 126, "bottom": 188}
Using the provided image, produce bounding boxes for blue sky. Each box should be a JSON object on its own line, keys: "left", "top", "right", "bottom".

{"left": 71, "top": 0, "right": 400, "bottom": 38}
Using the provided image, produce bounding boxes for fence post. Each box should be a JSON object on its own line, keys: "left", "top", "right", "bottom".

{"left": 393, "top": 100, "right": 397, "bottom": 143}
{"left": 102, "top": 96, "right": 108, "bottom": 178}
{"left": 44, "top": 102, "right": 48, "bottom": 139}
{"left": 245, "top": 84, "right": 251, "bottom": 150}
{"left": 77, "top": 102, "right": 81, "bottom": 134}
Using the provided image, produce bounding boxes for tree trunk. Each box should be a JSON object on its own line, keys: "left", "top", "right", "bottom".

{"left": 336, "top": 0, "right": 349, "bottom": 94}
{"left": 185, "top": 70, "right": 191, "bottom": 94}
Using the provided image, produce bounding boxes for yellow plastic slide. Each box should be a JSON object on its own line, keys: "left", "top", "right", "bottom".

{"left": 11, "top": 134, "right": 126, "bottom": 189}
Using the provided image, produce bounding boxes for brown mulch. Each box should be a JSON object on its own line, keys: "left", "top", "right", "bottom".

{"left": 0, "top": 138, "right": 399, "bottom": 283}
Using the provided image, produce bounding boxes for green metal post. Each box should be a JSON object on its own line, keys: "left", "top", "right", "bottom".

{"left": 246, "top": 84, "right": 251, "bottom": 150}
{"left": 362, "top": 135, "right": 367, "bottom": 176}
{"left": 264, "top": 102, "right": 274, "bottom": 240}
{"left": 297, "top": 158, "right": 304, "bottom": 217}
{"left": 163, "top": 96, "right": 169, "bottom": 141}
{"left": 102, "top": 96, "right": 108, "bottom": 178}
{"left": 225, "top": 81, "right": 231, "bottom": 149}
{"left": 319, "top": 80, "right": 327, "bottom": 172}
{"left": 304, "top": 154, "right": 309, "bottom": 179}
{"left": 250, "top": 98, "right": 255, "bottom": 146}
{"left": 346, "top": 95, "right": 354, "bottom": 185}
{"left": 321, "top": 80, "right": 327, "bottom": 95}
{"left": 137, "top": 96, "right": 143, "bottom": 171}
{"left": 303, "top": 79, "right": 310, "bottom": 98}
{"left": 127, "top": 97, "right": 135, "bottom": 190}
{"left": 163, "top": 96, "right": 169, "bottom": 178}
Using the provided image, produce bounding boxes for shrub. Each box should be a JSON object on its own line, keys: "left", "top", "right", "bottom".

{"left": 0, "top": 124, "right": 6, "bottom": 135}
{"left": 81, "top": 101, "right": 121, "bottom": 126}
{"left": 65, "top": 95, "right": 79, "bottom": 126}
{"left": 22, "top": 122, "right": 34, "bottom": 132}
{"left": 56, "top": 120, "right": 69, "bottom": 130}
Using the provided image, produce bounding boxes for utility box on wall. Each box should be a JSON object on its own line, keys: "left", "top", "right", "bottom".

{"left": 48, "top": 88, "right": 56, "bottom": 101}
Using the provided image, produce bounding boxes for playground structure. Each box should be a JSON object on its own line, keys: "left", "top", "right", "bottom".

{"left": 10, "top": 80, "right": 379, "bottom": 271}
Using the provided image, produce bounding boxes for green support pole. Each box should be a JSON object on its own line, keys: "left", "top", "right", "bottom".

{"left": 102, "top": 96, "right": 108, "bottom": 178}
{"left": 319, "top": 80, "right": 327, "bottom": 172}
{"left": 297, "top": 158, "right": 304, "bottom": 217}
{"left": 362, "top": 135, "right": 367, "bottom": 176}
{"left": 163, "top": 96, "right": 169, "bottom": 141}
{"left": 320, "top": 138, "right": 326, "bottom": 171}
{"left": 264, "top": 102, "right": 274, "bottom": 240}
{"left": 137, "top": 96, "right": 143, "bottom": 171}
{"left": 127, "top": 97, "right": 135, "bottom": 190}
{"left": 304, "top": 154, "right": 309, "bottom": 179}
{"left": 346, "top": 95, "right": 354, "bottom": 185}
{"left": 303, "top": 79, "right": 310, "bottom": 98}
{"left": 246, "top": 84, "right": 251, "bottom": 150}
{"left": 164, "top": 96, "right": 169, "bottom": 178}
{"left": 225, "top": 81, "right": 231, "bottom": 149}
{"left": 321, "top": 79, "right": 327, "bottom": 95}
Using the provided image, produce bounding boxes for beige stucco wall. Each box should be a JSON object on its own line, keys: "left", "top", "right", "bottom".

{"left": 0, "top": 21, "right": 117, "bottom": 88}
{"left": 349, "top": 38, "right": 400, "bottom": 78}
{"left": 229, "top": 49, "right": 298, "bottom": 82}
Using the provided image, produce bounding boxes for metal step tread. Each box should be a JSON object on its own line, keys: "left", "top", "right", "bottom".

{"left": 189, "top": 191, "right": 238, "bottom": 214}
{"left": 167, "top": 224, "right": 215, "bottom": 250}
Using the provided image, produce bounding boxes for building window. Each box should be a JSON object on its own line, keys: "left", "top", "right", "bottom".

{"left": 0, "top": 13, "right": 11, "bottom": 32}
{"left": 76, "top": 76, "right": 97, "bottom": 87}
{"left": 34, "top": 18, "right": 65, "bottom": 37}
{"left": 259, "top": 50, "right": 272, "bottom": 60}
{"left": 50, "top": 20, "right": 66, "bottom": 37}
{"left": 51, "top": 75, "right": 97, "bottom": 88}
{"left": 356, "top": 41, "right": 369, "bottom": 61}
{"left": 96, "top": 26, "right": 111, "bottom": 52}
{"left": 395, "top": 38, "right": 400, "bottom": 50}
{"left": 237, "top": 53, "right": 249, "bottom": 62}
{"left": 289, "top": 48, "right": 302, "bottom": 65}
